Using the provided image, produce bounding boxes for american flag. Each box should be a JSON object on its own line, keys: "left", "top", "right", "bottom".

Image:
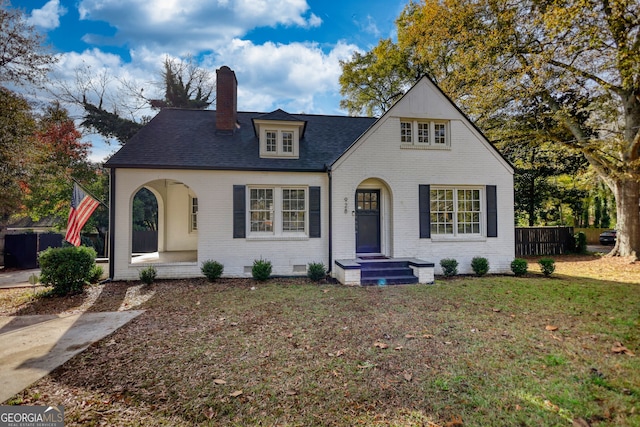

{"left": 65, "top": 183, "right": 100, "bottom": 246}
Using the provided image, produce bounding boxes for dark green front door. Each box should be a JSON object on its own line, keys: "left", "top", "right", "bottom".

{"left": 355, "top": 189, "right": 381, "bottom": 253}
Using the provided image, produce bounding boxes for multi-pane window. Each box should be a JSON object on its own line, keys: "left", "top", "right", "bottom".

{"left": 250, "top": 188, "right": 273, "bottom": 232}
{"left": 417, "top": 122, "right": 429, "bottom": 144}
{"left": 282, "top": 131, "right": 293, "bottom": 153}
{"left": 401, "top": 120, "right": 449, "bottom": 147}
{"left": 430, "top": 188, "right": 481, "bottom": 235}
{"left": 434, "top": 123, "right": 447, "bottom": 145}
{"left": 282, "top": 188, "right": 305, "bottom": 232}
{"left": 430, "top": 189, "right": 454, "bottom": 235}
{"left": 457, "top": 189, "right": 481, "bottom": 234}
{"left": 357, "top": 191, "right": 378, "bottom": 210}
{"left": 400, "top": 121, "right": 412, "bottom": 143}
{"left": 266, "top": 131, "right": 277, "bottom": 152}
{"left": 190, "top": 197, "right": 198, "bottom": 232}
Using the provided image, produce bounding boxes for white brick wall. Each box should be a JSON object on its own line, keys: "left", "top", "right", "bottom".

{"left": 330, "top": 78, "right": 515, "bottom": 275}
{"left": 111, "top": 169, "right": 329, "bottom": 281}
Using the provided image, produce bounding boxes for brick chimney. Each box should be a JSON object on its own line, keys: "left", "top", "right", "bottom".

{"left": 216, "top": 66, "right": 237, "bottom": 132}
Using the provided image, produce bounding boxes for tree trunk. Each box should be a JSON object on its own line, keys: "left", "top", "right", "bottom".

{"left": 610, "top": 178, "right": 640, "bottom": 259}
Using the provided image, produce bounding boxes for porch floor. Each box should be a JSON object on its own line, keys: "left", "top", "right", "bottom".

{"left": 130, "top": 251, "right": 197, "bottom": 264}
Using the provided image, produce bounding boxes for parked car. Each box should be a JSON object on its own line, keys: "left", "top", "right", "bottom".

{"left": 599, "top": 230, "right": 616, "bottom": 245}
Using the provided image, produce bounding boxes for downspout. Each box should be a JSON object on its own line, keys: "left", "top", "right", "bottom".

{"left": 326, "top": 165, "right": 333, "bottom": 275}
{"left": 108, "top": 168, "right": 116, "bottom": 280}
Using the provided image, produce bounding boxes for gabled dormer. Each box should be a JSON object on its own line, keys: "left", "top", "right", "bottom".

{"left": 253, "top": 109, "right": 307, "bottom": 159}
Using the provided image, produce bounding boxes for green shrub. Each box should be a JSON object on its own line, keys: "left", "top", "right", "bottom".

{"left": 538, "top": 258, "right": 556, "bottom": 276}
{"left": 575, "top": 231, "right": 587, "bottom": 254}
{"left": 201, "top": 260, "right": 224, "bottom": 282}
{"left": 252, "top": 258, "right": 272, "bottom": 281}
{"left": 88, "top": 265, "right": 104, "bottom": 283}
{"left": 307, "top": 262, "right": 326, "bottom": 282}
{"left": 440, "top": 258, "right": 458, "bottom": 277}
{"left": 139, "top": 265, "right": 157, "bottom": 285}
{"left": 39, "top": 246, "right": 97, "bottom": 296}
{"left": 510, "top": 258, "right": 528, "bottom": 277}
{"left": 471, "top": 257, "right": 490, "bottom": 276}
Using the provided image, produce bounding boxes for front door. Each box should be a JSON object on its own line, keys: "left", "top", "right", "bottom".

{"left": 355, "top": 189, "right": 381, "bottom": 253}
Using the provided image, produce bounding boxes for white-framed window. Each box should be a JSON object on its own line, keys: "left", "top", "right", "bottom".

{"left": 260, "top": 129, "right": 299, "bottom": 158}
{"left": 430, "top": 187, "right": 481, "bottom": 236}
{"left": 400, "top": 121, "right": 413, "bottom": 143}
{"left": 248, "top": 187, "right": 307, "bottom": 236}
{"left": 282, "top": 188, "right": 305, "bottom": 232}
{"left": 401, "top": 119, "right": 450, "bottom": 147}
{"left": 266, "top": 131, "right": 277, "bottom": 152}
{"left": 417, "top": 122, "right": 429, "bottom": 144}
{"left": 434, "top": 123, "right": 447, "bottom": 145}
{"left": 282, "top": 131, "right": 293, "bottom": 153}
{"left": 190, "top": 197, "right": 198, "bottom": 232}
{"left": 250, "top": 188, "right": 274, "bottom": 232}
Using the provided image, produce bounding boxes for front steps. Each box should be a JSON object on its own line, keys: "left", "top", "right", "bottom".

{"left": 360, "top": 259, "right": 418, "bottom": 285}
{"left": 334, "top": 258, "right": 434, "bottom": 286}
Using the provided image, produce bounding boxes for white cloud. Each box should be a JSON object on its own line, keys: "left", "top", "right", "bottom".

{"left": 77, "top": 0, "right": 322, "bottom": 54}
{"left": 27, "top": 0, "right": 67, "bottom": 29}
{"left": 212, "top": 39, "right": 358, "bottom": 113}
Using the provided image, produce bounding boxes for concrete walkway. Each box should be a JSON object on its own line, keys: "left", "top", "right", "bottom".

{"left": 0, "top": 310, "right": 144, "bottom": 403}
{"left": 0, "top": 269, "right": 41, "bottom": 289}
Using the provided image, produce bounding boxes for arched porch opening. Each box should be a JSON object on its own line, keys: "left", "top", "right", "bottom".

{"left": 129, "top": 179, "right": 198, "bottom": 265}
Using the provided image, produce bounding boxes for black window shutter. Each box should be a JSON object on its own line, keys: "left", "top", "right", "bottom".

{"left": 419, "top": 185, "right": 431, "bottom": 238}
{"left": 486, "top": 185, "right": 497, "bottom": 238}
{"left": 233, "top": 185, "right": 246, "bottom": 238}
{"left": 309, "top": 186, "right": 321, "bottom": 238}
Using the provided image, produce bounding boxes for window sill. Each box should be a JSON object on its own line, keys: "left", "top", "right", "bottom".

{"left": 247, "top": 235, "right": 309, "bottom": 241}
{"left": 429, "top": 235, "right": 486, "bottom": 242}
{"left": 400, "top": 143, "right": 450, "bottom": 150}
{"left": 400, "top": 142, "right": 451, "bottom": 151}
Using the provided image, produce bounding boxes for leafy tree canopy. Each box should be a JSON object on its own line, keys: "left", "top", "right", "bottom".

{"left": 0, "top": 0, "right": 57, "bottom": 86}
{"left": 340, "top": 0, "right": 640, "bottom": 257}
{"left": 0, "top": 86, "right": 35, "bottom": 218}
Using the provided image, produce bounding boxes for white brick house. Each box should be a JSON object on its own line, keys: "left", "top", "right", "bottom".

{"left": 105, "top": 66, "right": 514, "bottom": 284}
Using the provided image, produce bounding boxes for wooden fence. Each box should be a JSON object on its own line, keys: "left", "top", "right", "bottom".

{"left": 515, "top": 227, "right": 575, "bottom": 257}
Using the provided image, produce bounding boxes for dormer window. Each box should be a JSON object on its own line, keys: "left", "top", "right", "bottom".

{"left": 266, "top": 131, "right": 277, "bottom": 152}
{"left": 253, "top": 109, "right": 307, "bottom": 159}
{"left": 282, "top": 131, "right": 293, "bottom": 153}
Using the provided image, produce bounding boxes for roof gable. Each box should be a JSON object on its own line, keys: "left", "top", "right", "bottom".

{"left": 331, "top": 76, "right": 513, "bottom": 173}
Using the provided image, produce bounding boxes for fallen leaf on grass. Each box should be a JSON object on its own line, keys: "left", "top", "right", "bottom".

{"left": 611, "top": 342, "right": 635, "bottom": 356}
{"left": 204, "top": 407, "right": 215, "bottom": 419}
{"left": 423, "top": 334, "right": 434, "bottom": 339}
{"left": 374, "top": 342, "right": 388, "bottom": 349}
{"left": 394, "top": 346, "right": 403, "bottom": 351}
{"left": 545, "top": 325, "right": 559, "bottom": 331}
{"left": 445, "top": 415, "right": 464, "bottom": 426}
{"left": 213, "top": 379, "right": 226, "bottom": 385}
{"left": 492, "top": 308, "right": 501, "bottom": 312}
{"left": 405, "top": 334, "right": 416, "bottom": 339}
{"left": 403, "top": 373, "right": 412, "bottom": 382}
{"left": 230, "top": 390, "right": 243, "bottom": 397}
{"left": 322, "top": 289, "right": 330, "bottom": 293}
{"left": 572, "top": 417, "right": 591, "bottom": 427}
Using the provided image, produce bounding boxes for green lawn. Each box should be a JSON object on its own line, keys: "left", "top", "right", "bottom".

{"left": 4, "top": 261, "right": 640, "bottom": 426}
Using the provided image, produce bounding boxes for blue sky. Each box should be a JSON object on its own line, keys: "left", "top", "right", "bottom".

{"left": 11, "top": 0, "right": 406, "bottom": 161}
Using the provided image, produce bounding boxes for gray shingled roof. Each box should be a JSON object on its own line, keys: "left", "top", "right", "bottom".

{"left": 105, "top": 109, "right": 377, "bottom": 172}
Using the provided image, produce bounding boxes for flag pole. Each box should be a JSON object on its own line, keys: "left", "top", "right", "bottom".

{"left": 71, "top": 178, "right": 108, "bottom": 209}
